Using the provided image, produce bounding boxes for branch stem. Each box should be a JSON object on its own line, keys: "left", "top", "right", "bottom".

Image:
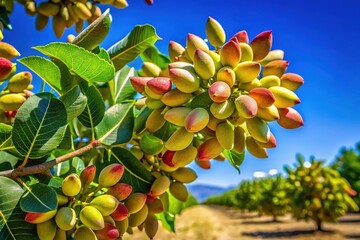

{"left": 0, "top": 140, "right": 100, "bottom": 179}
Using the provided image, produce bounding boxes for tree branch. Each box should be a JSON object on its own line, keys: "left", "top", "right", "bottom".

{"left": 0, "top": 140, "right": 101, "bottom": 179}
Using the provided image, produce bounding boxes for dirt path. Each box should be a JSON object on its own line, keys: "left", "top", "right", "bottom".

{"left": 123, "top": 205, "right": 360, "bottom": 240}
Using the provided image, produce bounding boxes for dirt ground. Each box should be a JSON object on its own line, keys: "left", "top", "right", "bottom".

{"left": 123, "top": 205, "right": 360, "bottom": 240}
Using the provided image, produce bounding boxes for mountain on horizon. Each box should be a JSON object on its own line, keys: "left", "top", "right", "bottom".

{"left": 188, "top": 184, "right": 235, "bottom": 203}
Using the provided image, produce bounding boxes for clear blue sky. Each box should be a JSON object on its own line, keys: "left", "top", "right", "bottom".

{"left": 5, "top": 0, "right": 360, "bottom": 187}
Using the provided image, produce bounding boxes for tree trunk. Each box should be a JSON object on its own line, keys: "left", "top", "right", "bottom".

{"left": 273, "top": 215, "right": 278, "bottom": 222}
{"left": 316, "top": 219, "right": 323, "bottom": 231}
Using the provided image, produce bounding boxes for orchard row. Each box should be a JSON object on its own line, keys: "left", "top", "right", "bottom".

{"left": 205, "top": 156, "right": 358, "bottom": 231}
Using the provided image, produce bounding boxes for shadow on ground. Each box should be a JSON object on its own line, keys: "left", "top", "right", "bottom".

{"left": 344, "top": 234, "right": 360, "bottom": 239}
{"left": 210, "top": 205, "right": 261, "bottom": 220}
{"left": 241, "top": 229, "right": 339, "bottom": 238}
{"left": 338, "top": 218, "right": 360, "bottom": 223}
{"left": 241, "top": 220, "right": 285, "bottom": 225}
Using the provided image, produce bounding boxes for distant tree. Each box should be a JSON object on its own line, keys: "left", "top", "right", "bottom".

{"left": 285, "top": 154, "right": 358, "bottom": 231}
{"left": 333, "top": 142, "right": 360, "bottom": 208}
{"left": 204, "top": 188, "right": 239, "bottom": 208}
{"left": 257, "top": 175, "right": 291, "bottom": 221}
{"left": 204, "top": 180, "right": 262, "bottom": 214}
{"left": 235, "top": 180, "right": 261, "bottom": 213}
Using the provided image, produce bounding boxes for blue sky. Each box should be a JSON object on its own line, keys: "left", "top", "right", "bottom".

{"left": 5, "top": 0, "right": 360, "bottom": 187}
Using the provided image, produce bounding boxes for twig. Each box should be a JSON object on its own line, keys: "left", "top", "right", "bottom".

{"left": 0, "top": 140, "right": 100, "bottom": 179}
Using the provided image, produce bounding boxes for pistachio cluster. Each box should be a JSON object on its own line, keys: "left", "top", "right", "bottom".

{"left": 17, "top": 0, "right": 127, "bottom": 38}
{"left": 128, "top": 144, "right": 198, "bottom": 238}
{"left": 0, "top": 41, "right": 33, "bottom": 124}
{"left": 24, "top": 164, "right": 160, "bottom": 240}
{"left": 7, "top": 0, "right": 155, "bottom": 38}
{"left": 131, "top": 17, "right": 304, "bottom": 166}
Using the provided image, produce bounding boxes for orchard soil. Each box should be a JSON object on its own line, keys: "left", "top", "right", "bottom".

{"left": 124, "top": 205, "right": 360, "bottom": 240}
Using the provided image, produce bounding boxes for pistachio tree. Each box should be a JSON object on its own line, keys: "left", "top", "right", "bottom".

{"left": 285, "top": 155, "right": 358, "bottom": 231}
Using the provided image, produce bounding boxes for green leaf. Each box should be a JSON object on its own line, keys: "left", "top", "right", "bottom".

{"left": 57, "top": 126, "right": 73, "bottom": 150}
{"left": 53, "top": 59, "right": 79, "bottom": 94}
{"left": 190, "top": 91, "right": 213, "bottom": 111}
{"left": 139, "top": 133, "right": 164, "bottom": 155}
{"left": 0, "top": 177, "right": 37, "bottom": 240}
{"left": 0, "top": 162, "right": 11, "bottom": 171}
{"left": 0, "top": 123, "right": 18, "bottom": 158}
{"left": 168, "top": 191, "right": 187, "bottom": 215}
{"left": 157, "top": 193, "right": 198, "bottom": 233}
{"left": 107, "top": 24, "right": 161, "bottom": 71}
{"left": 0, "top": 177, "right": 23, "bottom": 214}
{"left": 134, "top": 106, "right": 152, "bottom": 134}
{"left": 72, "top": 8, "right": 112, "bottom": 50}
{"left": 0, "top": 124, "right": 22, "bottom": 157}
{"left": 12, "top": 93, "right": 68, "bottom": 159}
{"left": 0, "top": 123, "right": 12, "bottom": 151}
{"left": 141, "top": 46, "right": 171, "bottom": 70}
{"left": 53, "top": 157, "right": 84, "bottom": 176}
{"left": 96, "top": 48, "right": 111, "bottom": 62}
{"left": 0, "top": 7, "right": 12, "bottom": 30}
{"left": 0, "top": 152, "right": 19, "bottom": 168}
{"left": 34, "top": 42, "right": 115, "bottom": 83}
{"left": 223, "top": 149, "right": 245, "bottom": 174}
{"left": 157, "top": 211, "right": 175, "bottom": 232}
{"left": 18, "top": 56, "right": 62, "bottom": 94}
{"left": 0, "top": 138, "right": 12, "bottom": 152}
{"left": 95, "top": 102, "right": 134, "bottom": 146}
{"left": 20, "top": 183, "right": 57, "bottom": 213}
{"left": 0, "top": 123, "right": 11, "bottom": 142}
{"left": 70, "top": 157, "right": 85, "bottom": 176}
{"left": 109, "top": 147, "right": 155, "bottom": 193}
{"left": 47, "top": 177, "right": 63, "bottom": 189}
{"left": 0, "top": 204, "right": 38, "bottom": 240}
{"left": 77, "top": 84, "right": 105, "bottom": 128}
{"left": 157, "top": 191, "right": 184, "bottom": 232}
{"left": 153, "top": 122, "right": 178, "bottom": 142}
{"left": 113, "top": 66, "right": 137, "bottom": 103}
{"left": 96, "top": 82, "right": 113, "bottom": 105}
{"left": 53, "top": 160, "right": 70, "bottom": 177}
{"left": 60, "top": 86, "right": 88, "bottom": 122}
